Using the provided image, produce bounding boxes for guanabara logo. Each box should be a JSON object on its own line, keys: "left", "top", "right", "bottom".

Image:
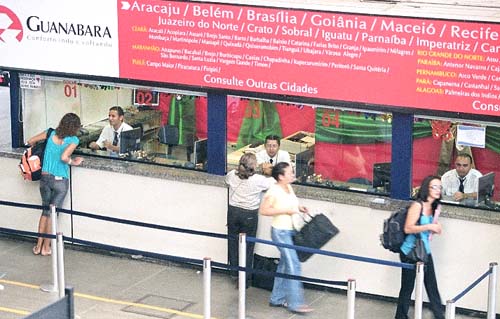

{"left": 0, "top": 5, "right": 23, "bottom": 43}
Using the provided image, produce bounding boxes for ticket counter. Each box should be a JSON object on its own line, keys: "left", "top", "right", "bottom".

{"left": 0, "top": 149, "right": 499, "bottom": 313}
{"left": 2, "top": 0, "right": 500, "bottom": 313}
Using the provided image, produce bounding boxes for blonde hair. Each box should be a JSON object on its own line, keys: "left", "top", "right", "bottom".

{"left": 236, "top": 153, "right": 257, "bottom": 179}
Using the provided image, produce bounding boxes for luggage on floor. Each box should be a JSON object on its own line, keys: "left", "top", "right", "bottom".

{"left": 251, "top": 254, "right": 279, "bottom": 291}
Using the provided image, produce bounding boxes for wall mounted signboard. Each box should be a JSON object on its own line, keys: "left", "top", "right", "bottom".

{"left": 1, "top": 0, "right": 500, "bottom": 116}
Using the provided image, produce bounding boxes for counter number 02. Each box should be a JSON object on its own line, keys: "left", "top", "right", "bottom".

{"left": 134, "top": 89, "right": 159, "bottom": 106}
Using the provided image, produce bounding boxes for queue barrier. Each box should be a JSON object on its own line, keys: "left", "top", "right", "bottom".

{"left": 0, "top": 206, "right": 68, "bottom": 300}
{"left": 239, "top": 234, "right": 358, "bottom": 319}
{"left": 0, "top": 199, "right": 423, "bottom": 319}
{"left": 0, "top": 223, "right": 347, "bottom": 318}
{"left": 0, "top": 272, "right": 5, "bottom": 291}
{"left": 1, "top": 199, "right": 494, "bottom": 319}
{"left": 240, "top": 233, "right": 419, "bottom": 319}
{"left": 203, "top": 258, "right": 211, "bottom": 319}
{"left": 40, "top": 206, "right": 59, "bottom": 294}
{"left": 445, "top": 263, "right": 497, "bottom": 319}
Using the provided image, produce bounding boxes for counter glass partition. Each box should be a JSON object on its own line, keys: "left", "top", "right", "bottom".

{"left": 19, "top": 75, "right": 208, "bottom": 171}
{"left": 412, "top": 116, "right": 500, "bottom": 211}
{"left": 225, "top": 96, "right": 392, "bottom": 195}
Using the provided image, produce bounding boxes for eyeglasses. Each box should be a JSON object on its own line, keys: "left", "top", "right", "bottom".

{"left": 430, "top": 185, "right": 443, "bottom": 190}
{"left": 265, "top": 144, "right": 279, "bottom": 149}
{"left": 455, "top": 163, "right": 469, "bottom": 168}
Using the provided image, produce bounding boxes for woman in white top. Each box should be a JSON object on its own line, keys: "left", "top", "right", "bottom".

{"left": 225, "top": 153, "right": 274, "bottom": 283}
{"left": 259, "top": 162, "right": 313, "bottom": 315}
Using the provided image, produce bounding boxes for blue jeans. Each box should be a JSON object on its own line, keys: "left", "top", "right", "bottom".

{"left": 270, "top": 227, "right": 304, "bottom": 311}
{"left": 39, "top": 174, "right": 69, "bottom": 216}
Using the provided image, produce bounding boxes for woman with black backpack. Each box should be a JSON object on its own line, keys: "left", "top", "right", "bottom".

{"left": 395, "top": 175, "right": 444, "bottom": 319}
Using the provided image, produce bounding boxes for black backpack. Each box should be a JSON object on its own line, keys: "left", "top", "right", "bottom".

{"left": 380, "top": 201, "right": 422, "bottom": 253}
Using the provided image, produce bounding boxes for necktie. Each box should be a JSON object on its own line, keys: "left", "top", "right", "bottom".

{"left": 458, "top": 177, "right": 465, "bottom": 193}
{"left": 269, "top": 158, "right": 273, "bottom": 165}
{"left": 112, "top": 131, "right": 119, "bottom": 146}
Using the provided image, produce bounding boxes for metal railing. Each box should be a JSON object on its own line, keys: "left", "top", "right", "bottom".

{"left": 1, "top": 199, "right": 497, "bottom": 319}
{"left": 445, "top": 263, "right": 497, "bottom": 319}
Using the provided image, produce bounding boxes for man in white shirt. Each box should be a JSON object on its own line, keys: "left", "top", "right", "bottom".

{"left": 441, "top": 153, "right": 482, "bottom": 201}
{"left": 256, "top": 135, "right": 291, "bottom": 176}
{"left": 89, "top": 106, "right": 133, "bottom": 153}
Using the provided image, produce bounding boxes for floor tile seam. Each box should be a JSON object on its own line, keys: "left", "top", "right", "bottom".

{"left": 308, "top": 291, "right": 327, "bottom": 308}
{"left": 0, "top": 278, "right": 205, "bottom": 319}
{"left": 74, "top": 303, "right": 100, "bottom": 318}
{"left": 114, "top": 266, "right": 169, "bottom": 298}
{"left": 74, "top": 292, "right": 209, "bottom": 318}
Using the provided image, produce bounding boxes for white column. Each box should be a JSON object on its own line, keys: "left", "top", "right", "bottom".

{"left": 203, "top": 257, "right": 211, "bottom": 319}
{"left": 347, "top": 279, "right": 356, "bottom": 319}
{"left": 445, "top": 300, "right": 455, "bottom": 319}
{"left": 56, "top": 232, "right": 65, "bottom": 299}
{"left": 487, "top": 262, "right": 497, "bottom": 319}
{"left": 238, "top": 233, "right": 247, "bottom": 319}
{"left": 414, "top": 262, "right": 425, "bottom": 319}
{"left": 40, "top": 205, "right": 58, "bottom": 293}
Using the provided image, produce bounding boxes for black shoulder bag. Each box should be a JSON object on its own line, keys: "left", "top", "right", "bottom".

{"left": 405, "top": 202, "right": 429, "bottom": 263}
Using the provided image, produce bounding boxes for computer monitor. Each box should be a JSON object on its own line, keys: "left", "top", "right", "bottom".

{"left": 373, "top": 162, "right": 391, "bottom": 192}
{"left": 193, "top": 138, "right": 208, "bottom": 166}
{"left": 119, "top": 127, "right": 142, "bottom": 154}
{"left": 477, "top": 172, "right": 495, "bottom": 205}
{"left": 295, "top": 148, "right": 314, "bottom": 179}
{"left": 158, "top": 125, "right": 179, "bottom": 146}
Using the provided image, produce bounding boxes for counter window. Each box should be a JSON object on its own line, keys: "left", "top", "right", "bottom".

{"left": 226, "top": 97, "right": 392, "bottom": 194}
{"left": 412, "top": 117, "right": 500, "bottom": 210}
{"left": 20, "top": 75, "right": 208, "bottom": 170}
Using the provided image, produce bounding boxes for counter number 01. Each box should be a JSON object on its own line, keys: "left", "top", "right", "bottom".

{"left": 64, "top": 84, "right": 77, "bottom": 98}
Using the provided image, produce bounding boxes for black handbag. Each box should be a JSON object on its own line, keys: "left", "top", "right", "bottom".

{"left": 293, "top": 213, "right": 339, "bottom": 262}
{"left": 404, "top": 203, "right": 429, "bottom": 263}
{"left": 406, "top": 234, "right": 429, "bottom": 263}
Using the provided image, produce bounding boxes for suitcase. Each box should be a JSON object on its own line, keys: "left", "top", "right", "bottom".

{"left": 251, "top": 254, "right": 279, "bottom": 291}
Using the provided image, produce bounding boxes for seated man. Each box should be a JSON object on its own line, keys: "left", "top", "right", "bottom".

{"left": 256, "top": 135, "right": 291, "bottom": 176}
{"left": 441, "top": 153, "right": 482, "bottom": 201}
{"left": 89, "top": 106, "right": 132, "bottom": 153}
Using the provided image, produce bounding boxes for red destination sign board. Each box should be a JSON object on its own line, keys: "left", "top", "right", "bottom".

{"left": 117, "top": 0, "right": 500, "bottom": 116}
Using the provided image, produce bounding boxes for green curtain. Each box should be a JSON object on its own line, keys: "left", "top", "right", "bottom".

{"left": 413, "top": 121, "right": 432, "bottom": 139}
{"left": 315, "top": 108, "right": 432, "bottom": 144}
{"left": 168, "top": 96, "right": 195, "bottom": 145}
{"left": 236, "top": 100, "right": 282, "bottom": 148}
{"left": 486, "top": 126, "right": 500, "bottom": 153}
